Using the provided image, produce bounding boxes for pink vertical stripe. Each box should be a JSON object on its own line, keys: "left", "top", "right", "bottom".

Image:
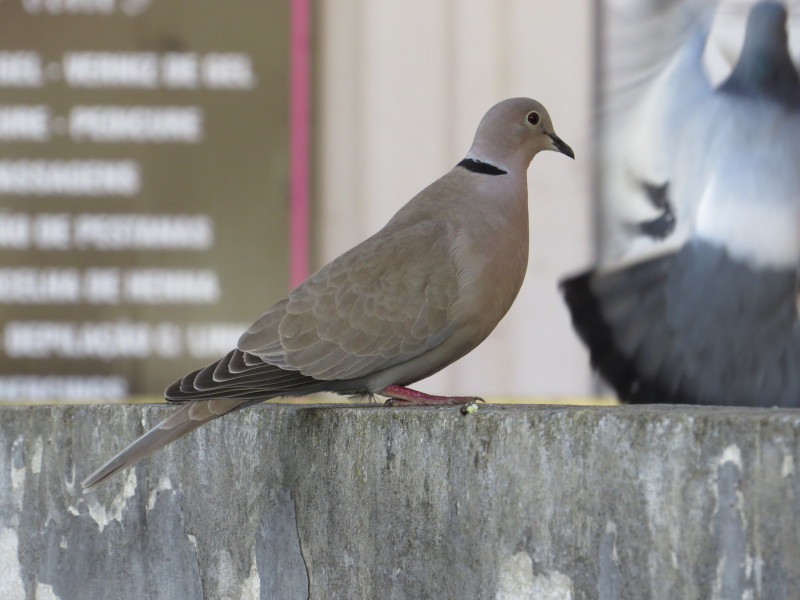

{"left": 289, "top": 0, "right": 311, "bottom": 288}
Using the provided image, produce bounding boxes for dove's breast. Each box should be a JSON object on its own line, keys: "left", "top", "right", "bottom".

{"left": 347, "top": 171, "right": 531, "bottom": 391}
{"left": 364, "top": 195, "right": 529, "bottom": 391}
{"left": 450, "top": 197, "right": 530, "bottom": 335}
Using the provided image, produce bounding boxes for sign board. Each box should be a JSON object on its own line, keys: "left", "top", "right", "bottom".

{"left": 0, "top": 1, "right": 296, "bottom": 401}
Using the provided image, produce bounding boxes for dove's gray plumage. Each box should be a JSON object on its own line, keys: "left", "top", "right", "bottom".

{"left": 82, "top": 97, "right": 574, "bottom": 491}
{"left": 563, "top": 2, "right": 800, "bottom": 407}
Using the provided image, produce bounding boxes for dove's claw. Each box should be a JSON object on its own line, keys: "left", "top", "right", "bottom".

{"left": 381, "top": 385, "right": 484, "bottom": 406}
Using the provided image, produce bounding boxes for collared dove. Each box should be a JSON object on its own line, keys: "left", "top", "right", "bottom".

{"left": 562, "top": 1, "right": 800, "bottom": 407}
{"left": 82, "top": 97, "right": 574, "bottom": 491}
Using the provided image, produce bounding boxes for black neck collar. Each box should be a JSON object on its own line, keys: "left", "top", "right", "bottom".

{"left": 457, "top": 158, "right": 507, "bottom": 176}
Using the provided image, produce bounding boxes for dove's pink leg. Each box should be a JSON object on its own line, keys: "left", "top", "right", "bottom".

{"left": 380, "top": 385, "right": 483, "bottom": 406}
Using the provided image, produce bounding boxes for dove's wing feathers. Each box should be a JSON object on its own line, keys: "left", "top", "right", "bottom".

{"left": 240, "top": 218, "right": 460, "bottom": 382}
{"left": 162, "top": 200, "right": 463, "bottom": 406}
{"left": 169, "top": 351, "right": 325, "bottom": 399}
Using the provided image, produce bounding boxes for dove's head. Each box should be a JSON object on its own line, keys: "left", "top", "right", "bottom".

{"left": 467, "top": 97, "right": 574, "bottom": 171}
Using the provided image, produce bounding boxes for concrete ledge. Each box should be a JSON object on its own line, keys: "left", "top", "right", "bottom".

{"left": 1, "top": 403, "right": 799, "bottom": 599}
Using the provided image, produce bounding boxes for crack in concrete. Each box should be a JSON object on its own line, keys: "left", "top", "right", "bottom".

{"left": 291, "top": 490, "right": 311, "bottom": 600}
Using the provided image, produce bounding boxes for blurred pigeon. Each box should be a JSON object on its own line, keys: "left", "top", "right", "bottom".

{"left": 599, "top": 0, "right": 715, "bottom": 262}
{"left": 563, "top": 1, "right": 800, "bottom": 407}
{"left": 82, "top": 97, "right": 574, "bottom": 491}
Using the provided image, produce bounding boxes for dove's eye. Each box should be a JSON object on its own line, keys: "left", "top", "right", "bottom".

{"left": 527, "top": 111, "right": 540, "bottom": 126}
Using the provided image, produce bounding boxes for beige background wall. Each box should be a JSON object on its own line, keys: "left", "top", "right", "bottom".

{"left": 313, "top": 1, "right": 596, "bottom": 398}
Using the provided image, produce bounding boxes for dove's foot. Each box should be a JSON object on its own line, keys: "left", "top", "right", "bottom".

{"left": 380, "top": 384, "right": 484, "bottom": 406}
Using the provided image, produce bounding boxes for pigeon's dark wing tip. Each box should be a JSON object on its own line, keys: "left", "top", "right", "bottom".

{"left": 560, "top": 270, "right": 643, "bottom": 403}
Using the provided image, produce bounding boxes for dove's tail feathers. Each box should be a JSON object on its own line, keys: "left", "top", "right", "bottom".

{"left": 83, "top": 352, "right": 334, "bottom": 492}
{"left": 560, "top": 255, "right": 676, "bottom": 405}
{"left": 81, "top": 398, "right": 244, "bottom": 492}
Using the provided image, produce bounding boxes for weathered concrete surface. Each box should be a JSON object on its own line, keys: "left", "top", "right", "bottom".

{"left": 1, "top": 403, "right": 799, "bottom": 600}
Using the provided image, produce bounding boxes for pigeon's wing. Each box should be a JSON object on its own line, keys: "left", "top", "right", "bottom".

{"left": 562, "top": 239, "right": 800, "bottom": 407}
{"left": 601, "top": 15, "right": 714, "bottom": 263}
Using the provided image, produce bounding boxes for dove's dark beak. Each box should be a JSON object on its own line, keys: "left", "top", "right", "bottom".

{"left": 548, "top": 133, "right": 575, "bottom": 159}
